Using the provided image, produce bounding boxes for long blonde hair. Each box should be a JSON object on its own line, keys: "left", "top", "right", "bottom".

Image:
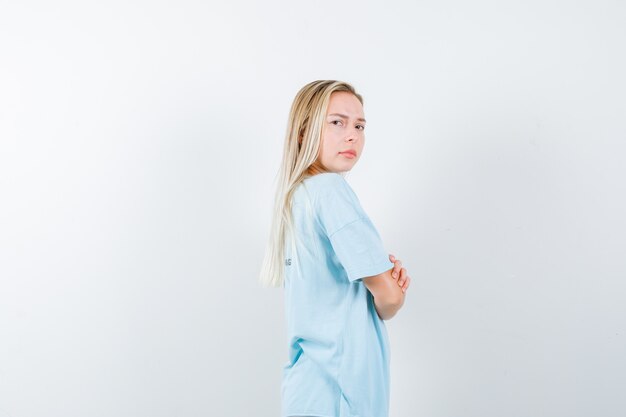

{"left": 258, "top": 80, "right": 364, "bottom": 288}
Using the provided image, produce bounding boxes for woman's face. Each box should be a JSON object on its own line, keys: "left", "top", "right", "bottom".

{"left": 307, "top": 91, "right": 366, "bottom": 175}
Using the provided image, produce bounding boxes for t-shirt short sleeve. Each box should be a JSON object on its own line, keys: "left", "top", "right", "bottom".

{"left": 315, "top": 174, "right": 394, "bottom": 283}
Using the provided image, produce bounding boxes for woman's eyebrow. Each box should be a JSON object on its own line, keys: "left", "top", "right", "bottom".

{"left": 328, "top": 113, "right": 366, "bottom": 123}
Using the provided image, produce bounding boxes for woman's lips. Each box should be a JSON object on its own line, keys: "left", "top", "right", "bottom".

{"left": 339, "top": 151, "right": 356, "bottom": 159}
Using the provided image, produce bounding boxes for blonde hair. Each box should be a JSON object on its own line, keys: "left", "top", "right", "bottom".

{"left": 258, "top": 80, "right": 364, "bottom": 288}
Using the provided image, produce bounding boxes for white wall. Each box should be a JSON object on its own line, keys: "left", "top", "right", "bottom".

{"left": 1, "top": 1, "right": 624, "bottom": 416}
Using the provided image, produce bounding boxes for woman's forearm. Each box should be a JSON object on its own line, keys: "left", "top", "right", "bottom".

{"left": 374, "top": 292, "right": 405, "bottom": 320}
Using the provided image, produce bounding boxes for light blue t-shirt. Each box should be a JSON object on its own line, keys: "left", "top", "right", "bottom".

{"left": 281, "top": 172, "right": 395, "bottom": 417}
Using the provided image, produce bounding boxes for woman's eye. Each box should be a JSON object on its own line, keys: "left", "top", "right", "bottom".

{"left": 331, "top": 120, "right": 364, "bottom": 130}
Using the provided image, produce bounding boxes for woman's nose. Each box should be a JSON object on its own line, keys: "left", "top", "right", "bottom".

{"left": 347, "top": 128, "right": 361, "bottom": 141}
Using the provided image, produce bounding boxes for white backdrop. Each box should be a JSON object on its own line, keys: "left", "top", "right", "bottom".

{"left": 1, "top": 1, "right": 625, "bottom": 416}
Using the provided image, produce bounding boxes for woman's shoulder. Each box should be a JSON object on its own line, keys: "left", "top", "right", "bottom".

{"left": 303, "top": 172, "right": 348, "bottom": 190}
{"left": 301, "top": 172, "right": 358, "bottom": 206}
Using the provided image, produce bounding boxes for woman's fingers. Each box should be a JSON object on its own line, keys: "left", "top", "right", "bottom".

{"left": 389, "top": 254, "right": 402, "bottom": 280}
{"left": 398, "top": 268, "right": 410, "bottom": 293}
{"left": 397, "top": 267, "right": 406, "bottom": 286}
{"left": 392, "top": 260, "right": 402, "bottom": 279}
{"left": 402, "top": 276, "right": 411, "bottom": 293}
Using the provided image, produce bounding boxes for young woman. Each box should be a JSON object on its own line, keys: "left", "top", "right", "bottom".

{"left": 259, "top": 80, "right": 411, "bottom": 417}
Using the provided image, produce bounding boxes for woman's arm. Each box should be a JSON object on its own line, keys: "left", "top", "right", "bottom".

{"left": 362, "top": 268, "right": 406, "bottom": 320}
{"left": 363, "top": 254, "right": 411, "bottom": 320}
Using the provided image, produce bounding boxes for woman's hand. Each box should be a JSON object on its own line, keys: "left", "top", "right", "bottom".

{"left": 389, "top": 254, "right": 411, "bottom": 293}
